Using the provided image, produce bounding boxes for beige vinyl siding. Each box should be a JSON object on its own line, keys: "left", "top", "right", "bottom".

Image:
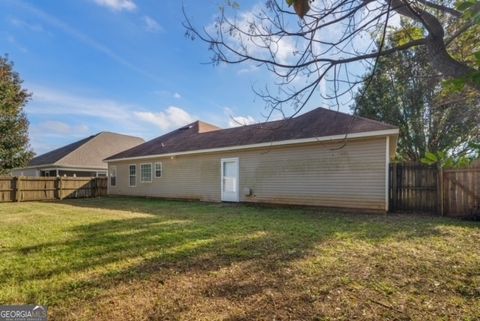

{"left": 108, "top": 137, "right": 388, "bottom": 211}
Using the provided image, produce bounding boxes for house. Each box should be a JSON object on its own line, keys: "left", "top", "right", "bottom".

{"left": 105, "top": 107, "right": 399, "bottom": 211}
{"left": 12, "top": 132, "right": 144, "bottom": 177}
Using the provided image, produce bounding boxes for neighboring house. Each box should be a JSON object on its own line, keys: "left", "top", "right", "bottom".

{"left": 105, "top": 107, "right": 399, "bottom": 211}
{"left": 11, "top": 132, "right": 144, "bottom": 177}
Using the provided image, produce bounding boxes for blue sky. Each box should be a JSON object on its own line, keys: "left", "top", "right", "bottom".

{"left": 0, "top": 0, "right": 360, "bottom": 154}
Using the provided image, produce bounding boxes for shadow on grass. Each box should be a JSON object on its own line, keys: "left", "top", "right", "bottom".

{"left": 5, "top": 196, "right": 480, "bottom": 320}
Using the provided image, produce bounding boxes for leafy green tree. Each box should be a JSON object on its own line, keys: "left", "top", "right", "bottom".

{"left": 0, "top": 55, "right": 34, "bottom": 174}
{"left": 353, "top": 40, "right": 480, "bottom": 162}
{"left": 420, "top": 151, "right": 473, "bottom": 168}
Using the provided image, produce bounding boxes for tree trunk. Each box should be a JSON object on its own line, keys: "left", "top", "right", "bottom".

{"left": 389, "top": 0, "right": 479, "bottom": 89}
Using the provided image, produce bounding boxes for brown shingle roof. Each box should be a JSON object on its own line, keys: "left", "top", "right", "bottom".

{"left": 29, "top": 132, "right": 144, "bottom": 168}
{"left": 106, "top": 107, "right": 397, "bottom": 160}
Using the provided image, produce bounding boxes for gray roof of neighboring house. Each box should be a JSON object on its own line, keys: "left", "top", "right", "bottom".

{"left": 29, "top": 132, "right": 144, "bottom": 168}
{"left": 106, "top": 107, "right": 397, "bottom": 161}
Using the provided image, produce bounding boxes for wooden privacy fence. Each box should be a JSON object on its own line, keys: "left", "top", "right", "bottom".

{"left": 389, "top": 163, "right": 438, "bottom": 213}
{"left": 390, "top": 163, "right": 480, "bottom": 218}
{"left": 443, "top": 168, "right": 480, "bottom": 217}
{"left": 0, "top": 177, "right": 107, "bottom": 202}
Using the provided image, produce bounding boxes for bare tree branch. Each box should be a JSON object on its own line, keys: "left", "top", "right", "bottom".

{"left": 416, "top": 0, "right": 461, "bottom": 17}
{"left": 183, "top": 0, "right": 479, "bottom": 117}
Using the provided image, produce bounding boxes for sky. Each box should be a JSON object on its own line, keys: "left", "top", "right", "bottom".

{"left": 0, "top": 0, "right": 365, "bottom": 155}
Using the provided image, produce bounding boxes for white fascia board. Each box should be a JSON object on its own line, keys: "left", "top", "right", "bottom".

{"left": 106, "top": 128, "right": 399, "bottom": 163}
{"left": 41, "top": 168, "right": 107, "bottom": 172}
{"left": 19, "top": 166, "right": 107, "bottom": 172}
{"left": 16, "top": 165, "right": 107, "bottom": 170}
{"left": 11, "top": 165, "right": 49, "bottom": 170}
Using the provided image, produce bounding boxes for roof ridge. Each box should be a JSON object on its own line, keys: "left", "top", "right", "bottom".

{"left": 193, "top": 107, "right": 345, "bottom": 133}
{"left": 178, "top": 107, "right": 322, "bottom": 135}
{"left": 314, "top": 107, "right": 396, "bottom": 128}
{"left": 353, "top": 114, "right": 397, "bottom": 128}
{"left": 97, "top": 131, "right": 144, "bottom": 140}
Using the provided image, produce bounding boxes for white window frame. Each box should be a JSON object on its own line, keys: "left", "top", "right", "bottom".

{"left": 155, "top": 162, "right": 163, "bottom": 178}
{"left": 140, "top": 163, "right": 153, "bottom": 183}
{"left": 110, "top": 165, "right": 117, "bottom": 186}
{"left": 128, "top": 164, "right": 136, "bottom": 187}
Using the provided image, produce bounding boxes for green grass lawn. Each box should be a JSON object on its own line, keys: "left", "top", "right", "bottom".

{"left": 0, "top": 197, "right": 479, "bottom": 321}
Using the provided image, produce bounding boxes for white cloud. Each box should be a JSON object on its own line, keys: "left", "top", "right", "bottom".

{"left": 35, "top": 121, "right": 90, "bottom": 136}
{"left": 134, "top": 107, "right": 195, "bottom": 130}
{"left": 154, "top": 91, "right": 183, "bottom": 99}
{"left": 28, "top": 86, "right": 133, "bottom": 122}
{"left": 229, "top": 115, "right": 256, "bottom": 127}
{"left": 29, "top": 120, "right": 91, "bottom": 155}
{"left": 28, "top": 86, "right": 194, "bottom": 131}
{"left": 134, "top": 107, "right": 195, "bottom": 131}
{"left": 93, "top": 0, "right": 136, "bottom": 11}
{"left": 275, "top": 38, "right": 296, "bottom": 65}
{"left": 224, "top": 107, "right": 256, "bottom": 127}
{"left": 38, "top": 121, "right": 71, "bottom": 135}
{"left": 143, "top": 16, "right": 163, "bottom": 32}
{"left": 24, "top": 85, "right": 136, "bottom": 152}
{"left": 29, "top": 120, "right": 90, "bottom": 155}
{"left": 237, "top": 64, "right": 260, "bottom": 75}
{"left": 29, "top": 121, "right": 91, "bottom": 154}
{"left": 388, "top": 12, "right": 402, "bottom": 29}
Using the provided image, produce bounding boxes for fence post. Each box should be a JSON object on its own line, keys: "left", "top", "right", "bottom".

{"left": 92, "top": 178, "right": 97, "bottom": 198}
{"left": 12, "top": 177, "right": 17, "bottom": 202}
{"left": 391, "top": 163, "right": 397, "bottom": 211}
{"left": 57, "top": 177, "right": 63, "bottom": 200}
{"left": 437, "top": 166, "right": 444, "bottom": 216}
{"left": 14, "top": 177, "right": 21, "bottom": 202}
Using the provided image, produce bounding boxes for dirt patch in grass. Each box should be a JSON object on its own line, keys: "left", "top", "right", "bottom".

{"left": 0, "top": 197, "right": 479, "bottom": 320}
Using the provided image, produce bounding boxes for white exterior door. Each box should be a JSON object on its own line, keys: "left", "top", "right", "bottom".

{"left": 221, "top": 158, "right": 239, "bottom": 202}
